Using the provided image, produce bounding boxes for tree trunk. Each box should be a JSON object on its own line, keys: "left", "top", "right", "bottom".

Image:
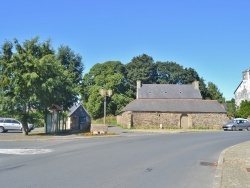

{"left": 21, "top": 108, "right": 29, "bottom": 135}
{"left": 22, "top": 122, "right": 29, "bottom": 135}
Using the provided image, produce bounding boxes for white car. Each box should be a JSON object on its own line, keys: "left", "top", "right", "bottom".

{"left": 0, "top": 118, "right": 34, "bottom": 133}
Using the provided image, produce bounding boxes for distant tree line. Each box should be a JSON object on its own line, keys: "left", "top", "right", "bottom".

{"left": 1, "top": 37, "right": 248, "bottom": 131}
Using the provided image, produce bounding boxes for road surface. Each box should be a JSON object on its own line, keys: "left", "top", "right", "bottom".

{"left": 0, "top": 130, "right": 249, "bottom": 188}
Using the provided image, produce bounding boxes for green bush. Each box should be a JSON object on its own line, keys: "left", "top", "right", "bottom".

{"left": 26, "top": 112, "right": 45, "bottom": 128}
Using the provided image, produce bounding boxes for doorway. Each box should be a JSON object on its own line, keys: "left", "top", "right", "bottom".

{"left": 180, "top": 114, "right": 188, "bottom": 129}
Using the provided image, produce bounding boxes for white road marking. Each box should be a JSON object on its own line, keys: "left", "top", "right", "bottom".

{"left": 0, "top": 149, "right": 53, "bottom": 155}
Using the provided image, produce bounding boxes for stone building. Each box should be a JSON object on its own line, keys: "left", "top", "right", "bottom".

{"left": 117, "top": 81, "right": 228, "bottom": 129}
{"left": 234, "top": 69, "right": 250, "bottom": 106}
{"left": 67, "top": 104, "right": 91, "bottom": 132}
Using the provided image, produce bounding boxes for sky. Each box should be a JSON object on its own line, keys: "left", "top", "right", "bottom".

{"left": 1, "top": 0, "right": 250, "bottom": 100}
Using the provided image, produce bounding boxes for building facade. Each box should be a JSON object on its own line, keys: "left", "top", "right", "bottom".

{"left": 117, "top": 81, "right": 228, "bottom": 129}
{"left": 234, "top": 69, "right": 250, "bottom": 106}
{"left": 67, "top": 104, "right": 91, "bottom": 132}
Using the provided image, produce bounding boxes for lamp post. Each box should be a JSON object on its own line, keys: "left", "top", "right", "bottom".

{"left": 99, "top": 89, "right": 112, "bottom": 125}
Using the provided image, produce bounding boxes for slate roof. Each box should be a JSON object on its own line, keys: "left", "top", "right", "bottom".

{"left": 68, "top": 103, "right": 90, "bottom": 117}
{"left": 138, "top": 84, "right": 202, "bottom": 99}
{"left": 49, "top": 104, "right": 63, "bottom": 111}
{"left": 120, "top": 99, "right": 226, "bottom": 113}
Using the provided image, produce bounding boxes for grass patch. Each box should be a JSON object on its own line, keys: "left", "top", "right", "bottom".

{"left": 92, "top": 116, "right": 118, "bottom": 126}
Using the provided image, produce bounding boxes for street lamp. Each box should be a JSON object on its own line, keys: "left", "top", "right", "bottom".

{"left": 99, "top": 89, "right": 112, "bottom": 125}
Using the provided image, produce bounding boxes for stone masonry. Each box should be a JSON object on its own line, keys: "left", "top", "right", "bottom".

{"left": 117, "top": 111, "right": 229, "bottom": 129}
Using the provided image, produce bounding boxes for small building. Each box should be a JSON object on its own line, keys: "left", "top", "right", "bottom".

{"left": 67, "top": 104, "right": 91, "bottom": 132}
{"left": 234, "top": 69, "right": 250, "bottom": 106}
{"left": 117, "top": 81, "right": 228, "bottom": 129}
{"left": 46, "top": 104, "right": 64, "bottom": 134}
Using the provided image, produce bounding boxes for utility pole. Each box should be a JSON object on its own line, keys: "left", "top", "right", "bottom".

{"left": 99, "top": 89, "right": 112, "bottom": 125}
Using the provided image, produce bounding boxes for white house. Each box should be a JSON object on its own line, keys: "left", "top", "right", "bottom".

{"left": 234, "top": 69, "right": 250, "bottom": 106}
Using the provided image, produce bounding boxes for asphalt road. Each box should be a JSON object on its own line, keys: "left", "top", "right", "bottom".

{"left": 0, "top": 131, "right": 249, "bottom": 188}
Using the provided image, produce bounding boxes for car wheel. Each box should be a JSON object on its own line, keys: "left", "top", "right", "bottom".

{"left": 247, "top": 127, "right": 250, "bottom": 131}
{"left": 0, "top": 126, "right": 4, "bottom": 133}
{"left": 232, "top": 126, "right": 236, "bottom": 131}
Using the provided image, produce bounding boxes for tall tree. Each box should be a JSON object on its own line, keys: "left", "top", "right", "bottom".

{"left": 81, "top": 61, "right": 132, "bottom": 119}
{"left": 56, "top": 45, "right": 84, "bottom": 85}
{"left": 198, "top": 78, "right": 210, "bottom": 100}
{"left": 125, "top": 54, "right": 156, "bottom": 97}
{"left": 206, "top": 82, "right": 225, "bottom": 103}
{"left": 155, "top": 61, "right": 186, "bottom": 84}
{"left": 0, "top": 37, "right": 82, "bottom": 134}
{"left": 155, "top": 62, "right": 201, "bottom": 84}
{"left": 182, "top": 67, "right": 200, "bottom": 84}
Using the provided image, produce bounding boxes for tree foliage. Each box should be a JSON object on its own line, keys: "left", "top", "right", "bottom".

{"left": 81, "top": 61, "right": 132, "bottom": 119}
{"left": 57, "top": 45, "right": 84, "bottom": 86}
{"left": 236, "top": 100, "right": 250, "bottom": 118}
{"left": 155, "top": 61, "right": 200, "bottom": 84}
{"left": 125, "top": 54, "right": 156, "bottom": 97}
{"left": 206, "top": 82, "right": 225, "bottom": 103}
{"left": 0, "top": 37, "right": 83, "bottom": 134}
{"left": 226, "top": 98, "right": 237, "bottom": 118}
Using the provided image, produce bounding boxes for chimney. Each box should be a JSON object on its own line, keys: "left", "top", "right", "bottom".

{"left": 242, "top": 69, "right": 250, "bottom": 81}
{"left": 192, "top": 80, "right": 199, "bottom": 90}
{"left": 136, "top": 80, "right": 141, "bottom": 99}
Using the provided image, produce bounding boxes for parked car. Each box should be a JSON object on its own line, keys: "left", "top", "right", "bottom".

{"left": 223, "top": 118, "right": 250, "bottom": 131}
{"left": 0, "top": 118, "right": 34, "bottom": 133}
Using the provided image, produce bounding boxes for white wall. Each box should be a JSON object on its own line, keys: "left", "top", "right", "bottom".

{"left": 235, "top": 70, "right": 250, "bottom": 106}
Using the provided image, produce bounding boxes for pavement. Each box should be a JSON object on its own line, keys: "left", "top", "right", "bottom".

{"left": 213, "top": 140, "right": 250, "bottom": 188}
{"left": 0, "top": 126, "right": 250, "bottom": 187}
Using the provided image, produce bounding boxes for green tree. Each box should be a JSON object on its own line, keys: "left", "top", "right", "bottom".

{"left": 155, "top": 61, "right": 200, "bottom": 84}
{"left": 206, "top": 82, "right": 225, "bottom": 103}
{"left": 57, "top": 45, "right": 84, "bottom": 85}
{"left": 182, "top": 67, "right": 200, "bottom": 84}
{"left": 0, "top": 37, "right": 82, "bottom": 134}
{"left": 81, "top": 61, "right": 132, "bottom": 119}
{"left": 226, "top": 98, "right": 236, "bottom": 118}
{"left": 155, "top": 61, "right": 182, "bottom": 84}
{"left": 198, "top": 78, "right": 210, "bottom": 100}
{"left": 236, "top": 100, "right": 250, "bottom": 118}
{"left": 125, "top": 54, "right": 156, "bottom": 97}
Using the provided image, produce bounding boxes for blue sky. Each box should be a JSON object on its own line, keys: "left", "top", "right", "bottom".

{"left": 1, "top": 0, "right": 249, "bottom": 100}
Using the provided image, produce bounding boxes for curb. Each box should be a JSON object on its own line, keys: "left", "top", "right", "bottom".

{"left": 213, "top": 148, "right": 228, "bottom": 188}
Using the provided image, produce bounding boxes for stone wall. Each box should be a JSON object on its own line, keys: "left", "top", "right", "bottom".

{"left": 117, "top": 111, "right": 229, "bottom": 129}
{"left": 117, "top": 111, "right": 133, "bottom": 128}
{"left": 189, "top": 113, "right": 229, "bottom": 129}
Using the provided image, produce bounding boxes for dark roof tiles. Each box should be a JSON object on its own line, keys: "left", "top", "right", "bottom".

{"left": 138, "top": 84, "right": 202, "bottom": 99}
{"left": 120, "top": 99, "right": 226, "bottom": 113}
